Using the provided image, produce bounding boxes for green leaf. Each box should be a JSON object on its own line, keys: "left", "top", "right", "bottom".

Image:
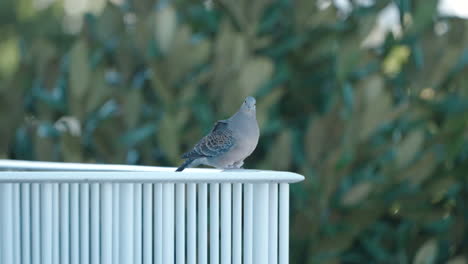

{"left": 413, "top": 239, "right": 438, "bottom": 264}
{"left": 238, "top": 57, "right": 274, "bottom": 98}
{"left": 154, "top": 5, "right": 177, "bottom": 54}
{"left": 395, "top": 130, "right": 424, "bottom": 167}
{"left": 305, "top": 116, "right": 327, "bottom": 165}
{"left": 120, "top": 123, "right": 157, "bottom": 147}
{"left": 122, "top": 89, "right": 143, "bottom": 129}
{"left": 157, "top": 113, "right": 180, "bottom": 164}
{"left": 85, "top": 68, "right": 112, "bottom": 115}
{"left": 341, "top": 182, "right": 373, "bottom": 207}
{"left": 69, "top": 39, "right": 90, "bottom": 120}
{"left": 256, "top": 88, "right": 283, "bottom": 130}
{"left": 259, "top": 130, "right": 292, "bottom": 171}
{"left": 60, "top": 131, "right": 83, "bottom": 162}
{"left": 0, "top": 35, "right": 20, "bottom": 78}
{"left": 447, "top": 257, "right": 467, "bottom": 264}
{"left": 397, "top": 151, "right": 437, "bottom": 185}
{"left": 95, "top": 4, "right": 124, "bottom": 41}
{"left": 359, "top": 75, "right": 392, "bottom": 140}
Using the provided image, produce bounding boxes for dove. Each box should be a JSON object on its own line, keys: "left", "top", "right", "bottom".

{"left": 176, "top": 96, "right": 260, "bottom": 172}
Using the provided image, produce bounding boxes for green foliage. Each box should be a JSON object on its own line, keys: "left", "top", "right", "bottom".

{"left": 1, "top": 0, "right": 468, "bottom": 262}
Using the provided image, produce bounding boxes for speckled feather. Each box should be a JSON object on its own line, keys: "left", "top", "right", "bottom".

{"left": 181, "top": 121, "right": 235, "bottom": 159}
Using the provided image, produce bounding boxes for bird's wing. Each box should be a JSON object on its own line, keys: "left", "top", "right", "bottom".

{"left": 181, "top": 120, "right": 235, "bottom": 159}
{"left": 211, "top": 119, "right": 228, "bottom": 132}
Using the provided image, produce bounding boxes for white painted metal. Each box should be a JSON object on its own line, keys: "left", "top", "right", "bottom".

{"left": 221, "top": 183, "right": 232, "bottom": 264}
{"left": 80, "top": 183, "right": 90, "bottom": 264}
{"left": 232, "top": 183, "right": 242, "bottom": 264}
{"left": 60, "top": 184, "right": 70, "bottom": 264}
{"left": 176, "top": 183, "right": 186, "bottom": 264}
{"left": 143, "top": 184, "right": 153, "bottom": 264}
{"left": 1, "top": 184, "right": 13, "bottom": 264}
{"left": 0, "top": 160, "right": 304, "bottom": 264}
{"left": 52, "top": 184, "right": 59, "bottom": 264}
{"left": 154, "top": 183, "right": 163, "bottom": 264}
{"left": 42, "top": 184, "right": 53, "bottom": 264}
{"left": 112, "top": 184, "right": 120, "bottom": 264}
{"left": 91, "top": 183, "right": 100, "bottom": 264}
{"left": 134, "top": 183, "right": 142, "bottom": 264}
{"left": 269, "top": 184, "right": 279, "bottom": 264}
{"left": 0, "top": 170, "right": 304, "bottom": 184}
{"left": 279, "top": 183, "right": 290, "bottom": 264}
{"left": 70, "top": 183, "right": 80, "bottom": 264}
{"left": 120, "top": 183, "right": 134, "bottom": 264}
{"left": 253, "top": 183, "right": 269, "bottom": 264}
{"left": 31, "top": 183, "right": 40, "bottom": 264}
{"left": 13, "top": 184, "right": 20, "bottom": 264}
{"left": 187, "top": 183, "right": 197, "bottom": 264}
{"left": 243, "top": 183, "right": 253, "bottom": 264}
{"left": 101, "top": 183, "right": 112, "bottom": 264}
{"left": 162, "top": 183, "right": 175, "bottom": 264}
{"left": 198, "top": 183, "right": 208, "bottom": 264}
{"left": 21, "top": 184, "right": 31, "bottom": 264}
{"left": 210, "top": 183, "right": 220, "bottom": 264}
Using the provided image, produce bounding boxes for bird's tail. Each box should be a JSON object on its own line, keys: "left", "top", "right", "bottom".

{"left": 175, "top": 158, "right": 195, "bottom": 172}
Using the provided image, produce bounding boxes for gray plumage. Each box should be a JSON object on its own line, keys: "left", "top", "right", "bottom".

{"left": 176, "top": 96, "right": 260, "bottom": 172}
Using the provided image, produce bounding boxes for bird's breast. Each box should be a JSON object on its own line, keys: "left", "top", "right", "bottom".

{"left": 234, "top": 121, "right": 259, "bottom": 155}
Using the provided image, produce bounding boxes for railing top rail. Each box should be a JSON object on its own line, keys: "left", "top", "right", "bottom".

{"left": 0, "top": 160, "right": 305, "bottom": 183}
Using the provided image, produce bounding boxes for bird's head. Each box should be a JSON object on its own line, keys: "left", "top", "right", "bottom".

{"left": 240, "top": 96, "right": 256, "bottom": 114}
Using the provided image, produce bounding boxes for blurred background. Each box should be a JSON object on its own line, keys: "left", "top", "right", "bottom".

{"left": 1, "top": 0, "right": 468, "bottom": 263}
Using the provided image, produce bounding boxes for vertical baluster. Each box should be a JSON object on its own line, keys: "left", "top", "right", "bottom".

{"left": 70, "top": 183, "right": 79, "bottom": 264}
{"left": 232, "top": 183, "right": 242, "bottom": 264}
{"left": 279, "top": 184, "right": 289, "bottom": 264}
{"left": 91, "top": 183, "right": 100, "bottom": 264}
{"left": 243, "top": 184, "right": 253, "bottom": 264}
{"left": 269, "top": 184, "right": 278, "bottom": 264}
{"left": 134, "top": 184, "right": 142, "bottom": 264}
{"left": 154, "top": 183, "right": 163, "bottom": 264}
{"left": 210, "top": 183, "right": 220, "bottom": 264}
{"left": 253, "top": 183, "right": 269, "bottom": 264}
{"left": 0, "top": 185, "right": 1, "bottom": 263}
{"left": 21, "top": 184, "right": 31, "bottom": 264}
{"left": 187, "top": 183, "right": 196, "bottom": 264}
{"left": 1, "top": 184, "right": 13, "bottom": 264}
{"left": 41, "top": 183, "right": 53, "bottom": 264}
{"left": 13, "top": 184, "right": 20, "bottom": 264}
{"left": 198, "top": 183, "right": 208, "bottom": 264}
{"left": 0, "top": 191, "right": 1, "bottom": 264}
{"left": 176, "top": 183, "right": 186, "bottom": 264}
{"left": 80, "top": 184, "right": 90, "bottom": 264}
{"left": 143, "top": 184, "right": 153, "bottom": 264}
{"left": 162, "top": 183, "right": 175, "bottom": 264}
{"left": 31, "top": 183, "right": 41, "bottom": 264}
{"left": 221, "top": 183, "right": 232, "bottom": 264}
{"left": 101, "top": 183, "right": 112, "bottom": 264}
{"left": 60, "top": 184, "right": 70, "bottom": 264}
{"left": 120, "top": 183, "right": 134, "bottom": 264}
{"left": 52, "top": 184, "right": 59, "bottom": 264}
{"left": 112, "top": 184, "right": 120, "bottom": 264}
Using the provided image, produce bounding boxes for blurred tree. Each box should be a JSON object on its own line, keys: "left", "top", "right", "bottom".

{"left": 1, "top": 0, "right": 468, "bottom": 263}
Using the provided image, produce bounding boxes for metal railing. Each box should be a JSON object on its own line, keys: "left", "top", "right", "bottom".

{"left": 0, "top": 160, "right": 304, "bottom": 264}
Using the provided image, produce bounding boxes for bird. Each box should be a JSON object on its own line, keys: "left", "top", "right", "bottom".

{"left": 176, "top": 96, "right": 260, "bottom": 172}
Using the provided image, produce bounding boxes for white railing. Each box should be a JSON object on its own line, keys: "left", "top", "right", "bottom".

{"left": 0, "top": 160, "right": 304, "bottom": 264}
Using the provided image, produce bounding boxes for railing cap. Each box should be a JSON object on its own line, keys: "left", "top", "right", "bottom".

{"left": 0, "top": 160, "right": 305, "bottom": 183}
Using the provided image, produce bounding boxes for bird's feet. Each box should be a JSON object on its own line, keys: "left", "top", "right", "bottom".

{"left": 233, "top": 160, "right": 244, "bottom": 169}
{"left": 232, "top": 161, "right": 244, "bottom": 169}
{"left": 224, "top": 161, "right": 244, "bottom": 170}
